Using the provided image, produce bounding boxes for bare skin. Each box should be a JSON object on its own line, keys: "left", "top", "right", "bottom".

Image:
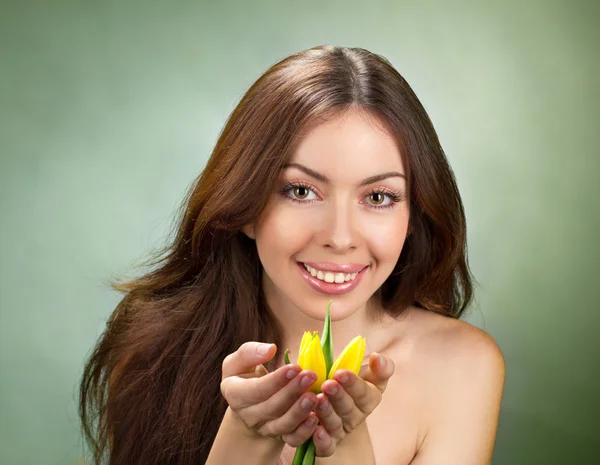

{"left": 241, "top": 109, "right": 505, "bottom": 464}
{"left": 277, "top": 306, "right": 506, "bottom": 465}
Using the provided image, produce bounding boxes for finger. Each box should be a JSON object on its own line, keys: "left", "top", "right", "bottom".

{"left": 261, "top": 390, "right": 319, "bottom": 438}
{"left": 281, "top": 412, "right": 319, "bottom": 447}
{"left": 321, "top": 379, "right": 362, "bottom": 430}
{"left": 333, "top": 369, "right": 380, "bottom": 415}
{"left": 313, "top": 425, "right": 336, "bottom": 457}
{"left": 222, "top": 342, "right": 276, "bottom": 379}
{"left": 243, "top": 369, "right": 317, "bottom": 420}
{"left": 359, "top": 353, "right": 395, "bottom": 393}
{"left": 314, "top": 393, "right": 344, "bottom": 439}
{"left": 221, "top": 363, "right": 302, "bottom": 409}
{"left": 237, "top": 363, "right": 269, "bottom": 380}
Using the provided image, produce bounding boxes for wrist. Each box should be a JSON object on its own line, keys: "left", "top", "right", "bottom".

{"left": 334, "top": 421, "right": 376, "bottom": 462}
{"left": 207, "top": 407, "right": 284, "bottom": 465}
{"left": 226, "top": 407, "right": 283, "bottom": 447}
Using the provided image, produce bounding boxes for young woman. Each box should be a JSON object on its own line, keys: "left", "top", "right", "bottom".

{"left": 80, "top": 45, "right": 505, "bottom": 465}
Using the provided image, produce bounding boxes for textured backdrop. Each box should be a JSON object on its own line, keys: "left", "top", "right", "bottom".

{"left": 1, "top": 1, "right": 598, "bottom": 464}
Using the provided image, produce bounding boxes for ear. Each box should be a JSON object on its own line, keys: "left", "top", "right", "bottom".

{"left": 241, "top": 223, "right": 255, "bottom": 240}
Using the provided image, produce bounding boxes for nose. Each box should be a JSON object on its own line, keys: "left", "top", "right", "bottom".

{"left": 319, "top": 199, "right": 358, "bottom": 253}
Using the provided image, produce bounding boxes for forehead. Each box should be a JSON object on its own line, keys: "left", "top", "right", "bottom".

{"left": 289, "top": 110, "right": 405, "bottom": 176}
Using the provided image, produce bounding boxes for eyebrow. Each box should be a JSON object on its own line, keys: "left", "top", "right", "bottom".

{"left": 283, "top": 162, "right": 406, "bottom": 186}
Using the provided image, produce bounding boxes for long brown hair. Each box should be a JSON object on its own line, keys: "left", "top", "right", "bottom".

{"left": 79, "top": 45, "right": 473, "bottom": 465}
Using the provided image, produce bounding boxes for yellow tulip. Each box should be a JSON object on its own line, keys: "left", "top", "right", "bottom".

{"left": 328, "top": 335, "right": 366, "bottom": 379}
{"left": 297, "top": 331, "right": 327, "bottom": 393}
{"left": 289, "top": 301, "right": 367, "bottom": 465}
{"left": 296, "top": 331, "right": 367, "bottom": 393}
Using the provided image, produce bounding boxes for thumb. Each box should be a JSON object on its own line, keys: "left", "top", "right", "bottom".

{"left": 359, "top": 353, "right": 395, "bottom": 393}
{"left": 222, "top": 342, "right": 277, "bottom": 379}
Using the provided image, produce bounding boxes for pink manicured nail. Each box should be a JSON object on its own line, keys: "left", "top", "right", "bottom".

{"left": 286, "top": 369, "right": 299, "bottom": 380}
{"left": 319, "top": 399, "right": 329, "bottom": 411}
{"left": 301, "top": 397, "right": 314, "bottom": 409}
{"left": 304, "top": 417, "right": 316, "bottom": 427}
{"left": 301, "top": 375, "right": 315, "bottom": 388}
{"left": 325, "top": 385, "right": 338, "bottom": 395}
{"left": 257, "top": 343, "right": 271, "bottom": 355}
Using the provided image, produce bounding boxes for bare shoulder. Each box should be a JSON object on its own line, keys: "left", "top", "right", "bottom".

{"left": 396, "top": 307, "right": 506, "bottom": 464}
{"left": 401, "top": 306, "right": 505, "bottom": 374}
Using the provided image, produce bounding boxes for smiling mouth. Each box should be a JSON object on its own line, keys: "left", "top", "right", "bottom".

{"left": 301, "top": 263, "right": 359, "bottom": 283}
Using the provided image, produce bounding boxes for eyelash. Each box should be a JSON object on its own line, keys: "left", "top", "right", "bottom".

{"left": 279, "top": 181, "right": 405, "bottom": 210}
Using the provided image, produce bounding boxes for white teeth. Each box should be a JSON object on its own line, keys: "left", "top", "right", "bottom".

{"left": 303, "top": 264, "right": 360, "bottom": 284}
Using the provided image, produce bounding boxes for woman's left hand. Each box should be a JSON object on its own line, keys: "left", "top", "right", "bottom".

{"left": 311, "top": 352, "right": 395, "bottom": 456}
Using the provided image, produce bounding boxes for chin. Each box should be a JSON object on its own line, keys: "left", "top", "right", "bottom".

{"left": 296, "top": 295, "right": 366, "bottom": 322}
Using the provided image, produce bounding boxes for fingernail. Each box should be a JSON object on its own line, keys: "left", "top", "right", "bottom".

{"left": 286, "top": 369, "right": 299, "bottom": 380}
{"left": 379, "top": 354, "right": 386, "bottom": 367}
{"left": 339, "top": 374, "right": 349, "bottom": 384}
{"left": 318, "top": 428, "right": 326, "bottom": 440}
{"left": 257, "top": 343, "right": 272, "bottom": 355}
{"left": 301, "top": 375, "right": 315, "bottom": 388}
{"left": 319, "top": 399, "right": 329, "bottom": 411}
{"left": 304, "top": 417, "right": 316, "bottom": 427}
{"left": 301, "top": 397, "right": 313, "bottom": 409}
{"left": 325, "top": 385, "right": 337, "bottom": 395}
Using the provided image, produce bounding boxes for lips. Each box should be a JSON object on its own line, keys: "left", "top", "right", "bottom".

{"left": 296, "top": 262, "right": 368, "bottom": 295}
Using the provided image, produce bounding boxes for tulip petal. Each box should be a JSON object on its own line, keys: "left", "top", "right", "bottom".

{"left": 353, "top": 337, "right": 366, "bottom": 373}
{"left": 299, "top": 331, "right": 312, "bottom": 355}
{"left": 328, "top": 335, "right": 365, "bottom": 379}
{"left": 298, "top": 333, "right": 327, "bottom": 393}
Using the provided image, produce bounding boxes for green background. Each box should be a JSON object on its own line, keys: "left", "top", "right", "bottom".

{"left": 1, "top": 1, "right": 598, "bottom": 464}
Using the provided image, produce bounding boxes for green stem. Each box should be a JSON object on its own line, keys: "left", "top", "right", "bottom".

{"left": 301, "top": 439, "right": 316, "bottom": 465}
{"left": 291, "top": 439, "right": 309, "bottom": 465}
{"left": 321, "top": 300, "right": 334, "bottom": 377}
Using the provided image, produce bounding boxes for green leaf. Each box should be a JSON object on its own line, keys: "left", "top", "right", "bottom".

{"left": 321, "top": 300, "right": 334, "bottom": 378}
{"left": 301, "top": 439, "right": 316, "bottom": 465}
{"left": 284, "top": 349, "right": 291, "bottom": 365}
{"left": 292, "top": 439, "right": 309, "bottom": 465}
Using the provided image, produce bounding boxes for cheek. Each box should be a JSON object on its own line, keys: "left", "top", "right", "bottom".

{"left": 255, "top": 204, "right": 314, "bottom": 257}
{"left": 365, "top": 213, "right": 409, "bottom": 263}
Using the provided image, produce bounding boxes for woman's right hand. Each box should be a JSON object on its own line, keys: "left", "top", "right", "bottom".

{"left": 220, "top": 341, "right": 321, "bottom": 448}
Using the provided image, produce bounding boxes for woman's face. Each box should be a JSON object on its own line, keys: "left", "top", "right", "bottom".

{"left": 249, "top": 110, "right": 410, "bottom": 320}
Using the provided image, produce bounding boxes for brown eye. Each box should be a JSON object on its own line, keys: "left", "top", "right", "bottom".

{"left": 294, "top": 186, "right": 310, "bottom": 199}
{"left": 369, "top": 193, "right": 385, "bottom": 205}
